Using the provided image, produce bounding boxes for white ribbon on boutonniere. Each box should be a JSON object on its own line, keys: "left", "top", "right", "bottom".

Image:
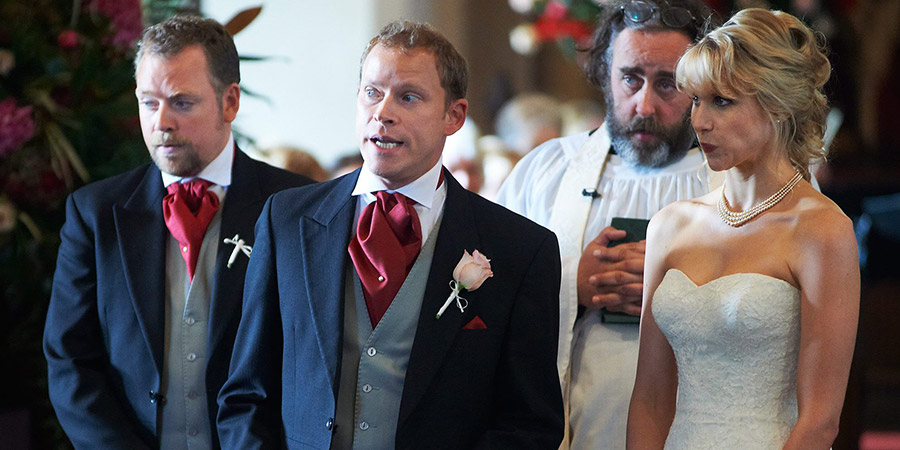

{"left": 436, "top": 250, "right": 493, "bottom": 319}
{"left": 223, "top": 234, "right": 252, "bottom": 268}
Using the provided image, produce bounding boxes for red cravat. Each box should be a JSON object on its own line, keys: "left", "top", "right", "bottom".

{"left": 163, "top": 179, "right": 220, "bottom": 281}
{"left": 348, "top": 191, "right": 423, "bottom": 327}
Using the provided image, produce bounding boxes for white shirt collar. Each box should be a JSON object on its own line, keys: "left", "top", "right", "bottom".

{"left": 352, "top": 157, "right": 444, "bottom": 209}
{"left": 160, "top": 133, "right": 235, "bottom": 188}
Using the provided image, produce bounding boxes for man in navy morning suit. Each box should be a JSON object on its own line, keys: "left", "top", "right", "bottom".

{"left": 217, "top": 21, "right": 564, "bottom": 449}
{"left": 43, "top": 16, "right": 310, "bottom": 449}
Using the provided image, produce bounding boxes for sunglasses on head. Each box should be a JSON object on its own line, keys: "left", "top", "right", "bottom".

{"left": 621, "top": 0, "right": 696, "bottom": 29}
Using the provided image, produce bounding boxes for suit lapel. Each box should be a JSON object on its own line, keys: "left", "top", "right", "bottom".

{"left": 398, "top": 170, "right": 482, "bottom": 425}
{"left": 300, "top": 171, "right": 358, "bottom": 389}
{"left": 113, "top": 165, "right": 168, "bottom": 373}
{"left": 207, "top": 150, "right": 264, "bottom": 359}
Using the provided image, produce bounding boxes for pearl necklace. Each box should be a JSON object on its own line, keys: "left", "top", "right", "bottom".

{"left": 717, "top": 170, "right": 803, "bottom": 227}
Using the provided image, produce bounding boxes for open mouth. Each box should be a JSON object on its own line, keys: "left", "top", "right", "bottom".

{"left": 371, "top": 135, "right": 403, "bottom": 149}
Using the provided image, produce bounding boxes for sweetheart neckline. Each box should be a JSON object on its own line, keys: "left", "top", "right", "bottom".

{"left": 664, "top": 268, "right": 799, "bottom": 292}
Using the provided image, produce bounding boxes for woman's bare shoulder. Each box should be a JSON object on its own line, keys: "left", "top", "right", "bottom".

{"left": 792, "top": 184, "right": 854, "bottom": 242}
{"left": 785, "top": 184, "right": 858, "bottom": 283}
{"left": 649, "top": 192, "right": 716, "bottom": 245}
{"left": 654, "top": 190, "right": 716, "bottom": 224}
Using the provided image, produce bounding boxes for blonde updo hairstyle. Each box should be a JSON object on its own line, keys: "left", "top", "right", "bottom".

{"left": 675, "top": 8, "right": 831, "bottom": 179}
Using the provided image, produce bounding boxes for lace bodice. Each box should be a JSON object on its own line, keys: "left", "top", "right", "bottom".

{"left": 652, "top": 269, "right": 801, "bottom": 449}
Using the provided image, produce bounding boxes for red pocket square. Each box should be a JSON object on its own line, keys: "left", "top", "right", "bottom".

{"left": 462, "top": 316, "right": 487, "bottom": 330}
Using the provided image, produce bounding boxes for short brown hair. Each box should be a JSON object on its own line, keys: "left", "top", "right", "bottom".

{"left": 360, "top": 21, "right": 467, "bottom": 107}
{"left": 135, "top": 15, "right": 240, "bottom": 98}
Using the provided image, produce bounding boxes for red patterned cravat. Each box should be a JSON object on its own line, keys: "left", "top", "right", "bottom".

{"left": 162, "top": 179, "right": 220, "bottom": 281}
{"left": 348, "top": 191, "right": 423, "bottom": 327}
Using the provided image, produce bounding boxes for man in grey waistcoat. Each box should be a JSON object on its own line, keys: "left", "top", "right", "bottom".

{"left": 43, "top": 15, "right": 311, "bottom": 449}
{"left": 217, "top": 20, "right": 564, "bottom": 449}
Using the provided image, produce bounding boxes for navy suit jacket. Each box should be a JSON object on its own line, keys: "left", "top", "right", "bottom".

{"left": 217, "top": 168, "right": 564, "bottom": 449}
{"left": 43, "top": 149, "right": 311, "bottom": 449}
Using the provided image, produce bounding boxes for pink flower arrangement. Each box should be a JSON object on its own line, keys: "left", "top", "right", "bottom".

{"left": 90, "top": 0, "right": 143, "bottom": 49}
{"left": 0, "top": 0, "right": 148, "bottom": 444}
{"left": 0, "top": 98, "right": 36, "bottom": 158}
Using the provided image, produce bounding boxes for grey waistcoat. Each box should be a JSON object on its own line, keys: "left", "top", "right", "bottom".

{"left": 160, "top": 211, "right": 221, "bottom": 450}
{"left": 332, "top": 215, "right": 442, "bottom": 449}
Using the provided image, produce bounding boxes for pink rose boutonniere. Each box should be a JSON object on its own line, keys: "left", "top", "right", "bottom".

{"left": 436, "top": 250, "right": 493, "bottom": 319}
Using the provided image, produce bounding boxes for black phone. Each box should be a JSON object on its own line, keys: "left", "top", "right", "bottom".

{"left": 600, "top": 217, "right": 650, "bottom": 324}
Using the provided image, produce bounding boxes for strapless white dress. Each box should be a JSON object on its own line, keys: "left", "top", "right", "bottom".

{"left": 652, "top": 269, "right": 801, "bottom": 449}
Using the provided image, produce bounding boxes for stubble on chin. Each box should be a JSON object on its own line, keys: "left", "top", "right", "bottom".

{"left": 150, "top": 146, "right": 202, "bottom": 177}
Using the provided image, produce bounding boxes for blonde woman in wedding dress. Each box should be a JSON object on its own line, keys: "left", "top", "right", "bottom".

{"left": 626, "top": 8, "right": 859, "bottom": 450}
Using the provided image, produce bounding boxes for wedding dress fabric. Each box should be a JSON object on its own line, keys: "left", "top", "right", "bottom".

{"left": 652, "top": 268, "right": 801, "bottom": 449}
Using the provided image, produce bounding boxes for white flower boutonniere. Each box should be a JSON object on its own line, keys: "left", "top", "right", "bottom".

{"left": 223, "top": 234, "right": 252, "bottom": 268}
{"left": 436, "top": 250, "right": 493, "bottom": 319}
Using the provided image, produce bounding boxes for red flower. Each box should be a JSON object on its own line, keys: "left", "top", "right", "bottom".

{"left": 57, "top": 30, "right": 80, "bottom": 49}
{"left": 533, "top": 0, "right": 595, "bottom": 43}
{"left": 542, "top": 0, "right": 569, "bottom": 21}
{"left": 534, "top": 16, "right": 594, "bottom": 42}
{"left": 0, "top": 98, "right": 36, "bottom": 158}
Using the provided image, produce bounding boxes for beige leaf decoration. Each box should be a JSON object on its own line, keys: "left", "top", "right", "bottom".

{"left": 223, "top": 6, "right": 263, "bottom": 36}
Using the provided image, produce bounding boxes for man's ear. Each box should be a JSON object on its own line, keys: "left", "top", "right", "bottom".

{"left": 444, "top": 98, "right": 468, "bottom": 136}
{"left": 222, "top": 83, "right": 241, "bottom": 123}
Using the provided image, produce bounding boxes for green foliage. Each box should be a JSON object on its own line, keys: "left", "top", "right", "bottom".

{"left": 0, "top": 0, "right": 146, "bottom": 447}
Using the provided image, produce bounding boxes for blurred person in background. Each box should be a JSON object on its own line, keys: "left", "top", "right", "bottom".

{"left": 482, "top": 93, "right": 563, "bottom": 201}
{"left": 261, "top": 145, "right": 329, "bottom": 182}
{"left": 331, "top": 151, "right": 365, "bottom": 179}
{"left": 495, "top": 92, "right": 563, "bottom": 157}
{"left": 477, "top": 134, "right": 520, "bottom": 202}
{"left": 560, "top": 99, "right": 606, "bottom": 138}
{"left": 443, "top": 116, "right": 484, "bottom": 193}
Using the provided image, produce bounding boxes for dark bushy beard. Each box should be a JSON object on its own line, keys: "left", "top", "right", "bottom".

{"left": 605, "top": 94, "right": 695, "bottom": 168}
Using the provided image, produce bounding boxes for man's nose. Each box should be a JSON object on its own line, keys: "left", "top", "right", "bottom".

{"left": 156, "top": 103, "right": 176, "bottom": 132}
{"left": 634, "top": 86, "right": 658, "bottom": 118}
{"left": 373, "top": 97, "right": 396, "bottom": 125}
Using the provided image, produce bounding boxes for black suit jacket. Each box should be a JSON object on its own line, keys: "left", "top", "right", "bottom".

{"left": 43, "top": 149, "right": 311, "bottom": 449}
{"left": 217, "top": 168, "right": 564, "bottom": 449}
